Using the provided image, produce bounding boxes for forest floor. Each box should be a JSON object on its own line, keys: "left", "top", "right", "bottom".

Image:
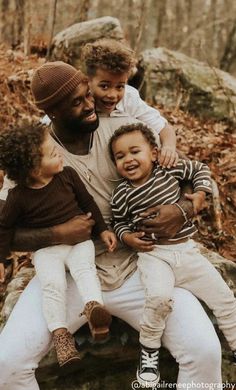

{"left": 0, "top": 43, "right": 235, "bottom": 294}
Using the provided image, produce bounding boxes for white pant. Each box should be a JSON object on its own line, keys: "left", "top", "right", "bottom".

{"left": 0, "top": 270, "right": 222, "bottom": 390}
{"left": 33, "top": 241, "right": 103, "bottom": 331}
{"left": 138, "top": 240, "right": 236, "bottom": 350}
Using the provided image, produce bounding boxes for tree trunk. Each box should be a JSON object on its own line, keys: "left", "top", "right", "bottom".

{"left": 220, "top": 20, "right": 236, "bottom": 71}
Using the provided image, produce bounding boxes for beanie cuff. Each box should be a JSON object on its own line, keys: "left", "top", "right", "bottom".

{"left": 34, "top": 71, "right": 87, "bottom": 110}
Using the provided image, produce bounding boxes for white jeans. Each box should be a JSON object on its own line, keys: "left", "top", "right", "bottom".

{"left": 33, "top": 241, "right": 103, "bottom": 331}
{"left": 138, "top": 240, "right": 236, "bottom": 350}
{"left": 0, "top": 270, "right": 222, "bottom": 390}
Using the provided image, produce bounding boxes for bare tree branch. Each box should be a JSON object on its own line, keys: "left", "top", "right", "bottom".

{"left": 46, "top": 0, "right": 57, "bottom": 59}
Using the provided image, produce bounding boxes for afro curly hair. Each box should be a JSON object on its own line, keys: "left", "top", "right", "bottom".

{"left": 81, "top": 38, "right": 136, "bottom": 76}
{"left": 0, "top": 121, "right": 47, "bottom": 185}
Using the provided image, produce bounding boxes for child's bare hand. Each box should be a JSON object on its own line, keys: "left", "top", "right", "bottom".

{"left": 0, "top": 263, "right": 5, "bottom": 283}
{"left": 185, "top": 191, "right": 206, "bottom": 215}
{"left": 122, "top": 232, "right": 155, "bottom": 252}
{"left": 158, "top": 146, "right": 178, "bottom": 168}
{"left": 100, "top": 230, "right": 117, "bottom": 252}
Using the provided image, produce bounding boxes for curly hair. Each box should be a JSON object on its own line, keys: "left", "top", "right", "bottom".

{"left": 81, "top": 39, "right": 135, "bottom": 76}
{"left": 0, "top": 121, "right": 47, "bottom": 185}
{"left": 108, "top": 123, "right": 158, "bottom": 162}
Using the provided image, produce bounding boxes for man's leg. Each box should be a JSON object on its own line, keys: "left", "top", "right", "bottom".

{"left": 0, "top": 270, "right": 222, "bottom": 389}
{"left": 103, "top": 271, "right": 222, "bottom": 387}
{"left": 0, "top": 274, "right": 87, "bottom": 390}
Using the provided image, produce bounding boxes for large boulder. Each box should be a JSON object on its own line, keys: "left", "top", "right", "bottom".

{"left": 133, "top": 47, "right": 236, "bottom": 123}
{"left": 50, "top": 16, "right": 124, "bottom": 68}
{"left": 1, "top": 244, "right": 235, "bottom": 388}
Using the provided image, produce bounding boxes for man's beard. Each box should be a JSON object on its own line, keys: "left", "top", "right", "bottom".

{"left": 62, "top": 111, "right": 99, "bottom": 136}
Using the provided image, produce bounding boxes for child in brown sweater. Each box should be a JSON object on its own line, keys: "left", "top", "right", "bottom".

{"left": 0, "top": 122, "right": 116, "bottom": 367}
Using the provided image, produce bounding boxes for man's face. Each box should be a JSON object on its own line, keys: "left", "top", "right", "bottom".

{"left": 52, "top": 82, "right": 99, "bottom": 135}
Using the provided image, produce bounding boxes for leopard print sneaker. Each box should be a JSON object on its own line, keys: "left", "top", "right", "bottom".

{"left": 81, "top": 301, "right": 112, "bottom": 341}
{"left": 52, "top": 329, "right": 80, "bottom": 367}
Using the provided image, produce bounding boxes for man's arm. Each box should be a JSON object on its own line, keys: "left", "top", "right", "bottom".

{"left": 0, "top": 196, "right": 94, "bottom": 252}
{"left": 138, "top": 181, "right": 195, "bottom": 239}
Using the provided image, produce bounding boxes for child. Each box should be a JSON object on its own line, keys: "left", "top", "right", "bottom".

{"left": 81, "top": 38, "right": 178, "bottom": 169}
{"left": 0, "top": 122, "right": 117, "bottom": 367}
{"left": 109, "top": 123, "right": 236, "bottom": 388}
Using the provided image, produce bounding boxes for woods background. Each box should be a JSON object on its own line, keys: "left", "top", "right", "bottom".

{"left": 2, "top": 0, "right": 236, "bottom": 76}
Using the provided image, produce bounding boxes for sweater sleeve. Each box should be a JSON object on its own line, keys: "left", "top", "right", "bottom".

{"left": 66, "top": 167, "right": 107, "bottom": 236}
{"left": 166, "top": 159, "right": 212, "bottom": 193}
{"left": 0, "top": 189, "right": 22, "bottom": 262}
{"left": 111, "top": 185, "right": 133, "bottom": 241}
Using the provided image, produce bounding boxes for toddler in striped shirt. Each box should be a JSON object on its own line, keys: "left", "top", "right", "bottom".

{"left": 109, "top": 122, "right": 236, "bottom": 388}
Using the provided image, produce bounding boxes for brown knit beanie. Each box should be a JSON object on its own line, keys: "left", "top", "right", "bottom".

{"left": 31, "top": 61, "right": 87, "bottom": 111}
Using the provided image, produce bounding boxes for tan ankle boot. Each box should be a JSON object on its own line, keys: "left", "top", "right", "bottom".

{"left": 82, "top": 301, "right": 112, "bottom": 341}
{"left": 53, "top": 330, "right": 80, "bottom": 367}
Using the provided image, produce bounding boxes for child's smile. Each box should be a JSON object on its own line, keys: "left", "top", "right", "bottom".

{"left": 89, "top": 69, "right": 128, "bottom": 114}
{"left": 112, "top": 130, "right": 158, "bottom": 186}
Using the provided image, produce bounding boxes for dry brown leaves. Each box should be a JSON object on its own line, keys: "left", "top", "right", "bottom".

{"left": 0, "top": 43, "right": 43, "bottom": 129}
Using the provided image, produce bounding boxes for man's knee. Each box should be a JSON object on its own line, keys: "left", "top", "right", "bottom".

{"left": 186, "top": 333, "right": 221, "bottom": 368}
{"left": 0, "top": 351, "right": 23, "bottom": 386}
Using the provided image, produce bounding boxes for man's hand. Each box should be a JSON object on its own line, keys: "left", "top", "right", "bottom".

{"left": 0, "top": 263, "right": 5, "bottom": 283}
{"left": 138, "top": 204, "right": 186, "bottom": 239}
{"left": 122, "top": 232, "right": 155, "bottom": 252}
{"left": 100, "top": 230, "right": 117, "bottom": 252}
{"left": 185, "top": 191, "right": 206, "bottom": 216}
{"left": 158, "top": 146, "right": 178, "bottom": 168}
{"left": 52, "top": 213, "right": 95, "bottom": 245}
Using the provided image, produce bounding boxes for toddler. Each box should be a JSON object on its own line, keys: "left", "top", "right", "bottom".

{"left": 0, "top": 122, "right": 117, "bottom": 367}
{"left": 109, "top": 123, "right": 236, "bottom": 388}
{"left": 81, "top": 38, "right": 178, "bottom": 168}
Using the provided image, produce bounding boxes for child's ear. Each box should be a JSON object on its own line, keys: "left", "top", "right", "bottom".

{"left": 151, "top": 147, "right": 159, "bottom": 162}
{"left": 30, "top": 167, "right": 41, "bottom": 179}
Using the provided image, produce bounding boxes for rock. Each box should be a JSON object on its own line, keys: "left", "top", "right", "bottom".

{"left": 198, "top": 243, "right": 236, "bottom": 294}
{"left": 50, "top": 17, "right": 124, "bottom": 68}
{"left": 134, "top": 47, "right": 236, "bottom": 123}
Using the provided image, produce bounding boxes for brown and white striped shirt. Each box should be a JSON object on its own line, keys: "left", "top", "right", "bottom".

{"left": 111, "top": 159, "right": 212, "bottom": 243}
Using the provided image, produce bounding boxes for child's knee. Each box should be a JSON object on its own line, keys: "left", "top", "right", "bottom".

{"left": 144, "top": 295, "right": 173, "bottom": 323}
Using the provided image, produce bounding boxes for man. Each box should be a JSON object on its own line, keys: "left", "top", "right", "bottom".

{"left": 0, "top": 62, "right": 222, "bottom": 390}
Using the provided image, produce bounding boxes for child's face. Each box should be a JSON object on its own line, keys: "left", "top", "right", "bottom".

{"left": 35, "top": 134, "right": 64, "bottom": 179}
{"left": 112, "top": 130, "right": 157, "bottom": 186}
{"left": 89, "top": 69, "right": 128, "bottom": 114}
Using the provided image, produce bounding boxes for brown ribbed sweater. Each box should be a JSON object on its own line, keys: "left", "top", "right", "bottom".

{"left": 0, "top": 166, "right": 107, "bottom": 261}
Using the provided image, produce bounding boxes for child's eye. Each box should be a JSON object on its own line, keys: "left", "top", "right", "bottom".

{"left": 115, "top": 154, "right": 124, "bottom": 160}
{"left": 117, "top": 85, "right": 125, "bottom": 91}
{"left": 99, "top": 84, "right": 108, "bottom": 90}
